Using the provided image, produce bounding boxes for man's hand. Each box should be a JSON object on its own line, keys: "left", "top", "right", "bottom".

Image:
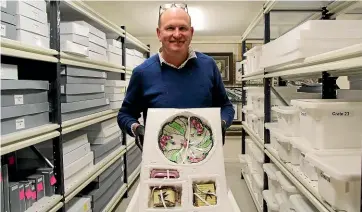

{"left": 221, "top": 120, "right": 226, "bottom": 145}
{"left": 134, "top": 125, "right": 145, "bottom": 151}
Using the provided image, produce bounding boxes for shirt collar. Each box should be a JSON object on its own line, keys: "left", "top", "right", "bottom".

{"left": 158, "top": 46, "right": 197, "bottom": 69}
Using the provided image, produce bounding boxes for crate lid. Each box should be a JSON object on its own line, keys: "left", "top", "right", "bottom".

{"left": 291, "top": 99, "right": 362, "bottom": 109}
{"left": 305, "top": 150, "right": 361, "bottom": 181}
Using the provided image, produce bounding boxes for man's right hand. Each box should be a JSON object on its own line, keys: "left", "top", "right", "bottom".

{"left": 134, "top": 125, "right": 145, "bottom": 151}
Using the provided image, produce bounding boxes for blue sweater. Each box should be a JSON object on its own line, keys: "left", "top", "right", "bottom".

{"left": 117, "top": 52, "right": 235, "bottom": 136}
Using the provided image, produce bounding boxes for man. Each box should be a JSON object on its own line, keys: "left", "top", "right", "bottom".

{"left": 117, "top": 3, "right": 235, "bottom": 150}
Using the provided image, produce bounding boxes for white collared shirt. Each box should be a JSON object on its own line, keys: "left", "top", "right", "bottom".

{"left": 158, "top": 47, "right": 197, "bottom": 69}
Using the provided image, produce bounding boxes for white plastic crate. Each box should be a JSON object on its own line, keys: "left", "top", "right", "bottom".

{"left": 249, "top": 141, "right": 264, "bottom": 177}
{"left": 272, "top": 106, "right": 299, "bottom": 137}
{"left": 263, "top": 163, "right": 281, "bottom": 195}
{"left": 265, "top": 123, "right": 280, "bottom": 150}
{"left": 276, "top": 171, "right": 300, "bottom": 210}
{"left": 251, "top": 173, "right": 264, "bottom": 209}
{"left": 289, "top": 137, "right": 318, "bottom": 181}
{"left": 244, "top": 46, "right": 262, "bottom": 74}
{"left": 260, "top": 20, "right": 362, "bottom": 68}
{"left": 266, "top": 124, "right": 298, "bottom": 164}
{"left": 291, "top": 99, "right": 362, "bottom": 149}
{"left": 306, "top": 150, "right": 362, "bottom": 212}
{"left": 245, "top": 87, "right": 264, "bottom": 110}
{"left": 262, "top": 190, "right": 280, "bottom": 212}
{"left": 289, "top": 194, "right": 318, "bottom": 212}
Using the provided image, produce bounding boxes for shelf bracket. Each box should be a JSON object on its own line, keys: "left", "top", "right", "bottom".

{"left": 271, "top": 86, "right": 289, "bottom": 106}
{"left": 322, "top": 72, "right": 338, "bottom": 99}
{"left": 30, "top": 146, "right": 54, "bottom": 169}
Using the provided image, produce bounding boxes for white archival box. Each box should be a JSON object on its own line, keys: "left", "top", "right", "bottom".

{"left": 130, "top": 108, "right": 235, "bottom": 212}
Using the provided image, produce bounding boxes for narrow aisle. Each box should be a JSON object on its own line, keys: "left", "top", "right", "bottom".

{"left": 114, "top": 144, "right": 257, "bottom": 212}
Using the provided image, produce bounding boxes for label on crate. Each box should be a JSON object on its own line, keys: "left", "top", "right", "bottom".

{"left": 106, "top": 98, "right": 109, "bottom": 104}
{"left": 1, "top": 24, "right": 5, "bottom": 37}
{"left": 102, "top": 72, "right": 106, "bottom": 78}
{"left": 14, "top": 95, "right": 24, "bottom": 105}
{"left": 101, "top": 85, "right": 105, "bottom": 91}
{"left": 83, "top": 203, "right": 88, "bottom": 212}
{"left": 331, "top": 111, "right": 351, "bottom": 116}
{"left": 19, "top": 189, "right": 25, "bottom": 200}
{"left": 50, "top": 176, "right": 57, "bottom": 185}
{"left": 300, "top": 111, "right": 307, "bottom": 116}
{"left": 16, "top": 118, "right": 25, "bottom": 130}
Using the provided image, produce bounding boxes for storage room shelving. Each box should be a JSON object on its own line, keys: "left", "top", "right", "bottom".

{"left": 238, "top": 1, "right": 362, "bottom": 212}
{"left": 1, "top": 0, "right": 149, "bottom": 211}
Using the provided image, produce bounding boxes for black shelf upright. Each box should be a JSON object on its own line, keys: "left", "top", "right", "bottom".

{"left": 120, "top": 25, "right": 129, "bottom": 199}
{"left": 49, "top": 1, "right": 65, "bottom": 206}
{"left": 262, "top": 9, "right": 271, "bottom": 212}
{"left": 240, "top": 40, "right": 246, "bottom": 180}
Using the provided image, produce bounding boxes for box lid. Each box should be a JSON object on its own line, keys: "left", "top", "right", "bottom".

{"left": 1, "top": 80, "right": 48, "bottom": 90}
{"left": 305, "top": 150, "right": 362, "bottom": 181}
{"left": 1, "top": 11, "right": 15, "bottom": 25}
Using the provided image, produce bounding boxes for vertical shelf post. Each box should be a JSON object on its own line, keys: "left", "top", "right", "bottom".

{"left": 120, "top": 25, "right": 129, "bottom": 198}
{"left": 241, "top": 40, "right": 247, "bottom": 179}
{"left": 49, "top": 1, "right": 65, "bottom": 208}
{"left": 263, "top": 10, "right": 271, "bottom": 212}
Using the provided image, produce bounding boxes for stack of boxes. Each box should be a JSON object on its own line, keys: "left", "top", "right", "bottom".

{"left": 1, "top": 0, "right": 50, "bottom": 49}
{"left": 60, "top": 65, "right": 110, "bottom": 122}
{"left": 80, "top": 157, "right": 125, "bottom": 212}
{"left": 1, "top": 63, "right": 50, "bottom": 136}
{"left": 81, "top": 118, "right": 122, "bottom": 165}
{"left": 126, "top": 143, "right": 142, "bottom": 179}
{"left": 126, "top": 48, "right": 146, "bottom": 68}
{"left": 32, "top": 134, "right": 95, "bottom": 188}
{"left": 60, "top": 21, "right": 90, "bottom": 57}
{"left": 75, "top": 21, "right": 108, "bottom": 62}
{"left": 107, "top": 39, "right": 122, "bottom": 66}
{"left": 15, "top": 0, "right": 49, "bottom": 49}
{"left": 61, "top": 132, "right": 94, "bottom": 188}
{"left": 1, "top": 160, "right": 51, "bottom": 211}
{"left": 105, "top": 72, "right": 126, "bottom": 110}
{"left": 1, "top": 1, "right": 16, "bottom": 40}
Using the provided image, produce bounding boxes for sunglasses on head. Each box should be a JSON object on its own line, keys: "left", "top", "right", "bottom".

{"left": 159, "top": 3, "right": 188, "bottom": 16}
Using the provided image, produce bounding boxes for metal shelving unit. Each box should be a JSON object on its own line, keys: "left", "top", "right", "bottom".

{"left": 1, "top": 0, "right": 149, "bottom": 211}
{"left": 239, "top": 1, "right": 362, "bottom": 212}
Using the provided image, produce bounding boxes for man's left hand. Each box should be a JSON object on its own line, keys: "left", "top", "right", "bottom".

{"left": 221, "top": 120, "right": 226, "bottom": 145}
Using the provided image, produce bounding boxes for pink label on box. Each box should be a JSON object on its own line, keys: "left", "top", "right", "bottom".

{"left": 25, "top": 189, "right": 32, "bottom": 199}
{"left": 37, "top": 182, "right": 43, "bottom": 191}
{"left": 0, "top": 175, "right": 2, "bottom": 182}
{"left": 19, "top": 189, "right": 25, "bottom": 200}
{"left": 50, "top": 175, "right": 56, "bottom": 185}
{"left": 8, "top": 156, "right": 15, "bottom": 165}
{"left": 32, "top": 191, "right": 36, "bottom": 200}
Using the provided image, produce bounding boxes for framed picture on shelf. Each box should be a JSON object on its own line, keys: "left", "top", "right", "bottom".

{"left": 203, "top": 52, "right": 234, "bottom": 85}
{"left": 225, "top": 87, "right": 242, "bottom": 102}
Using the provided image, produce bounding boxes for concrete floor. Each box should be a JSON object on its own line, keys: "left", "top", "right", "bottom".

{"left": 114, "top": 137, "right": 257, "bottom": 212}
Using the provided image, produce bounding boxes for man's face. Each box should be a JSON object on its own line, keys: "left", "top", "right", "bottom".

{"left": 157, "top": 8, "right": 194, "bottom": 54}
